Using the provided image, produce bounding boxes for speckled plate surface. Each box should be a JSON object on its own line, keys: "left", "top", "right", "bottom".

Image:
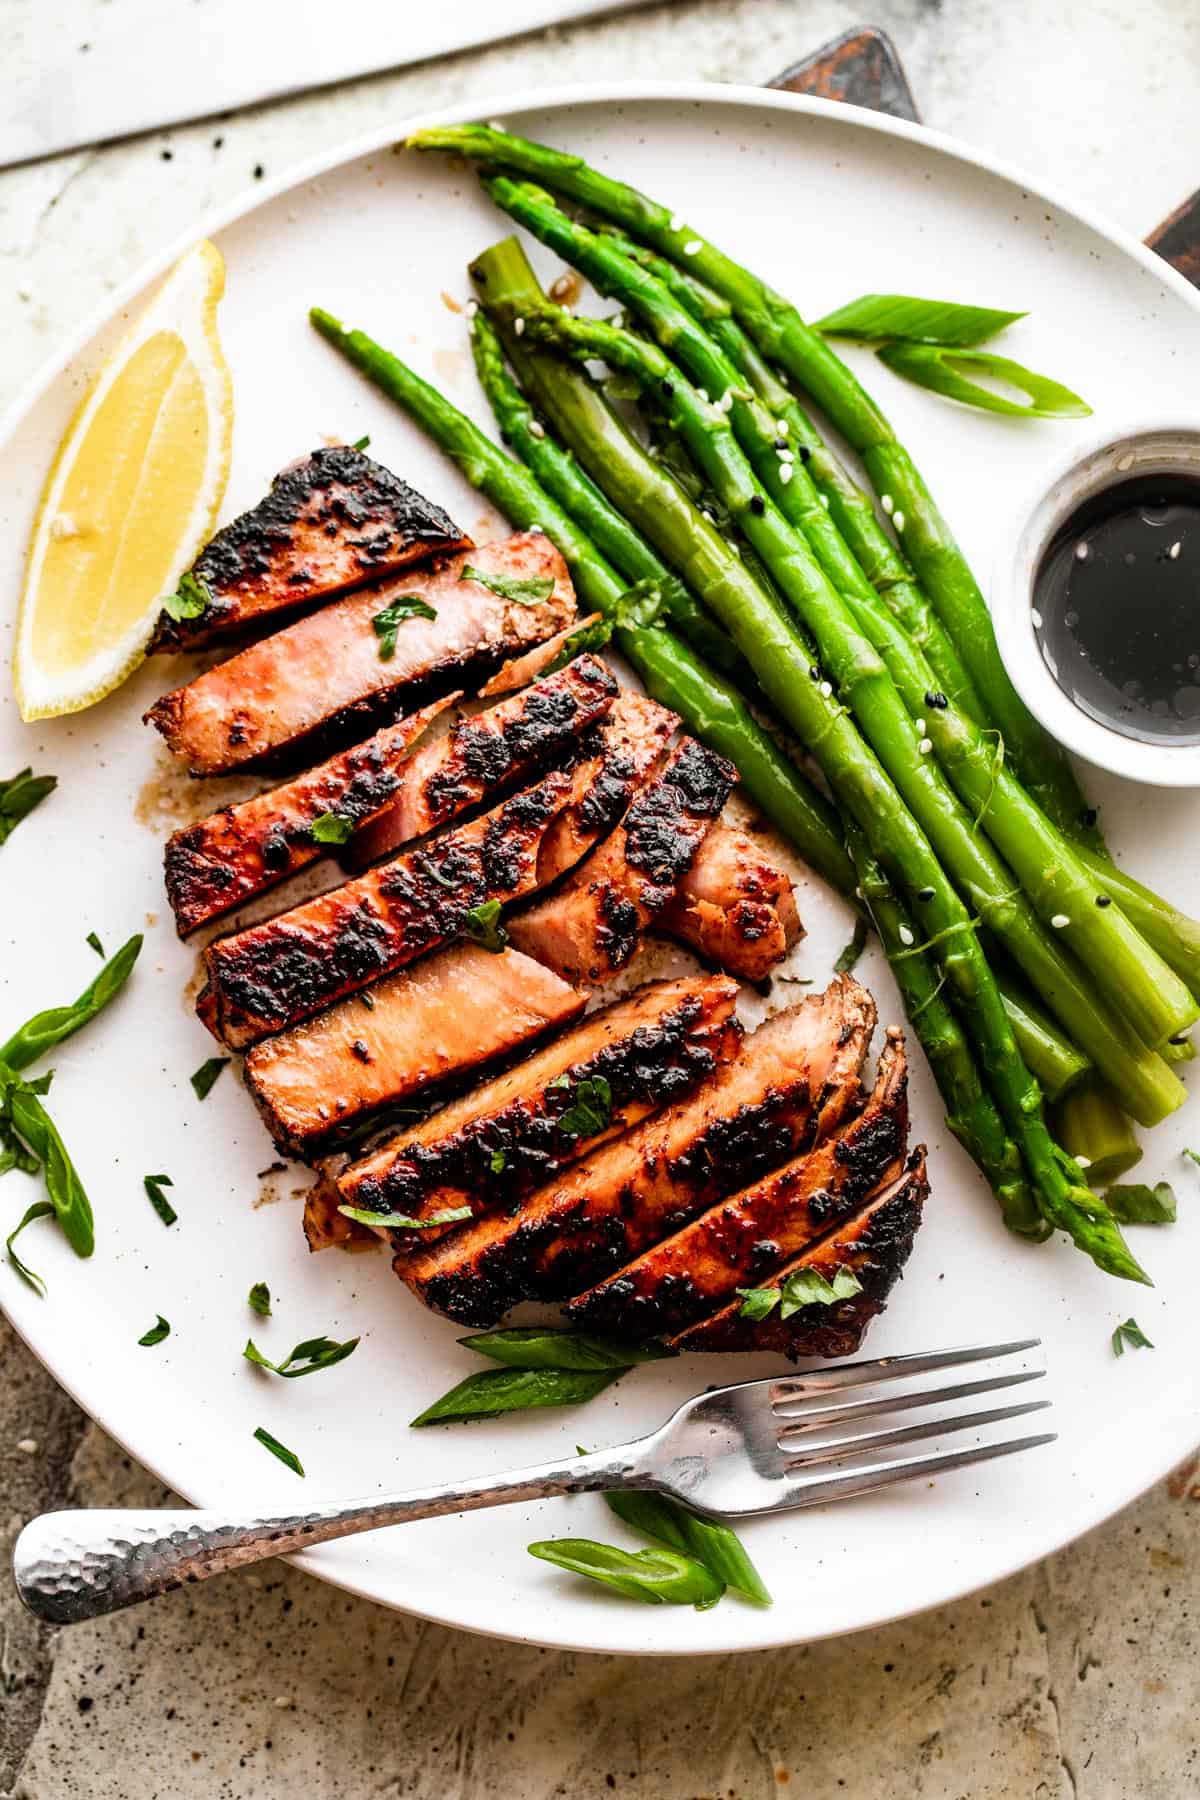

{"left": 3, "top": 83, "right": 1200, "bottom": 1657}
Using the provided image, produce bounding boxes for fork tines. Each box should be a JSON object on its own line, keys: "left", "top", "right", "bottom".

{"left": 767, "top": 1339, "right": 1054, "bottom": 1505}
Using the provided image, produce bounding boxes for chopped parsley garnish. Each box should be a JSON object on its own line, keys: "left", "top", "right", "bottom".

{"left": 248, "top": 1281, "right": 271, "bottom": 1317}
{"left": 253, "top": 1426, "right": 304, "bottom": 1477}
{"left": 6, "top": 1200, "right": 54, "bottom": 1297}
{"left": 1111, "top": 1317, "right": 1154, "bottom": 1356}
{"left": 351, "top": 434, "right": 370, "bottom": 451}
{"left": 489, "top": 1148, "right": 507, "bottom": 1175}
{"left": 244, "top": 1333, "right": 360, "bottom": 1378}
{"left": 372, "top": 595, "right": 436, "bottom": 660}
{"left": 460, "top": 564, "right": 554, "bottom": 606}
{"left": 85, "top": 931, "right": 105, "bottom": 958}
{"left": 138, "top": 1315, "right": 171, "bottom": 1347}
{"left": 0, "top": 767, "right": 57, "bottom": 849}
{"left": 143, "top": 1173, "right": 177, "bottom": 1226}
{"left": 1184, "top": 1148, "right": 1200, "bottom": 1168}
{"left": 338, "top": 1203, "right": 472, "bottom": 1230}
{"left": 542, "top": 616, "right": 613, "bottom": 675}
{"left": 834, "top": 918, "right": 869, "bottom": 975}
{"left": 464, "top": 899, "right": 508, "bottom": 952}
{"left": 737, "top": 1265, "right": 863, "bottom": 1321}
{"left": 310, "top": 811, "right": 355, "bottom": 846}
{"left": 190, "top": 1056, "right": 230, "bottom": 1101}
{"left": 161, "top": 571, "right": 212, "bottom": 622}
{"left": 551, "top": 1074, "right": 613, "bottom": 1140}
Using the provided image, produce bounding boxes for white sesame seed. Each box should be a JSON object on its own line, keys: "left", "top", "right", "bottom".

{"left": 892, "top": 510, "right": 906, "bottom": 533}
{"left": 779, "top": 463, "right": 793, "bottom": 484}
{"left": 611, "top": 311, "right": 624, "bottom": 330}
{"left": 915, "top": 718, "right": 926, "bottom": 734}
{"left": 528, "top": 420, "right": 545, "bottom": 439}
{"left": 1076, "top": 1154, "right": 1092, "bottom": 1169}
{"left": 819, "top": 680, "right": 833, "bottom": 697}
{"left": 513, "top": 316, "right": 526, "bottom": 336}
{"left": 1031, "top": 608, "right": 1043, "bottom": 629}
{"left": 49, "top": 512, "right": 80, "bottom": 541}
{"left": 464, "top": 298, "right": 479, "bottom": 319}
{"left": 16, "top": 1438, "right": 38, "bottom": 1455}
{"left": 683, "top": 239, "right": 703, "bottom": 257}
{"left": 775, "top": 420, "right": 789, "bottom": 437}
{"left": 670, "top": 212, "right": 684, "bottom": 231}
{"left": 778, "top": 447, "right": 794, "bottom": 463}
{"left": 16, "top": 285, "right": 33, "bottom": 302}
{"left": 1051, "top": 913, "right": 1070, "bottom": 929}
{"left": 919, "top": 737, "right": 933, "bottom": 755}
{"left": 1075, "top": 541, "right": 1089, "bottom": 561}
{"left": 898, "top": 925, "right": 915, "bottom": 947}
{"left": 881, "top": 494, "right": 894, "bottom": 515}
{"left": 1169, "top": 540, "right": 1182, "bottom": 560}
{"left": 1117, "top": 452, "right": 1134, "bottom": 472}
{"left": 487, "top": 119, "right": 506, "bottom": 132}
{"left": 529, "top": 524, "right": 545, "bottom": 535}
{"left": 820, "top": 494, "right": 830, "bottom": 509}
{"left": 701, "top": 509, "right": 714, "bottom": 523}
{"left": 273, "top": 1695, "right": 293, "bottom": 1710}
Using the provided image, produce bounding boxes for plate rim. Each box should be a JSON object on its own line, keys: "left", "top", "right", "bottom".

{"left": 4, "top": 78, "right": 1199, "bottom": 1657}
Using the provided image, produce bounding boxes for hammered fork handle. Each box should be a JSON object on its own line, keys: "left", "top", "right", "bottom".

{"left": 13, "top": 1444, "right": 644, "bottom": 1626}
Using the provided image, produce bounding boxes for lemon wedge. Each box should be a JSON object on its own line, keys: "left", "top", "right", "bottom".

{"left": 14, "top": 239, "right": 233, "bottom": 720}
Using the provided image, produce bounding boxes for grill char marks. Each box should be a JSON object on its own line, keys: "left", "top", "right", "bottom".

{"left": 508, "top": 737, "right": 738, "bottom": 985}
{"left": 347, "top": 654, "right": 618, "bottom": 869}
{"left": 661, "top": 823, "right": 802, "bottom": 982}
{"left": 669, "top": 1146, "right": 929, "bottom": 1361}
{"left": 341, "top": 975, "right": 741, "bottom": 1232}
{"left": 567, "top": 1029, "right": 908, "bottom": 1341}
{"left": 144, "top": 534, "right": 576, "bottom": 776}
{"left": 401, "top": 977, "right": 876, "bottom": 1328}
{"left": 150, "top": 448, "right": 470, "bottom": 651}
{"left": 163, "top": 697, "right": 452, "bottom": 937}
{"left": 197, "top": 693, "right": 678, "bottom": 1048}
{"left": 243, "top": 943, "right": 585, "bottom": 1157}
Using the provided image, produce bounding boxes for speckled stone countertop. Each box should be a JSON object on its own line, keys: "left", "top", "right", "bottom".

{"left": 4, "top": 3, "right": 1200, "bottom": 1795}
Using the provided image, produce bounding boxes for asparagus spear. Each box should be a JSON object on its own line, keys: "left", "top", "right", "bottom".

{"left": 406, "top": 121, "right": 1099, "bottom": 848}
{"left": 308, "top": 307, "right": 854, "bottom": 899}
{"left": 1054, "top": 1081, "right": 1143, "bottom": 1187}
{"left": 474, "top": 180, "right": 1193, "bottom": 1056}
{"left": 845, "top": 822, "right": 1044, "bottom": 1238}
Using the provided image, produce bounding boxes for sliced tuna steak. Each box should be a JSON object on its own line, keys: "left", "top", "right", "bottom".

{"left": 341, "top": 973, "right": 741, "bottom": 1231}
{"left": 400, "top": 976, "right": 876, "bottom": 1327}
{"left": 198, "top": 692, "right": 677, "bottom": 1047}
{"left": 243, "top": 942, "right": 584, "bottom": 1158}
{"left": 145, "top": 533, "right": 575, "bottom": 775}
{"left": 150, "top": 447, "right": 470, "bottom": 650}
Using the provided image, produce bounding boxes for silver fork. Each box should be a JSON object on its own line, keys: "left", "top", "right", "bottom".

{"left": 13, "top": 1339, "right": 1052, "bottom": 1625}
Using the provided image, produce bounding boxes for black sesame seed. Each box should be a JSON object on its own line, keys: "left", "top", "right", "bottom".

{"left": 749, "top": 494, "right": 765, "bottom": 515}
{"left": 796, "top": 445, "right": 812, "bottom": 463}
{"left": 773, "top": 438, "right": 787, "bottom": 451}
{"left": 160, "top": 149, "right": 173, "bottom": 161}
{"left": 924, "top": 690, "right": 949, "bottom": 709}
{"left": 253, "top": 163, "right": 264, "bottom": 179}
{"left": 1095, "top": 894, "right": 1112, "bottom": 908}
{"left": 660, "top": 379, "right": 674, "bottom": 398}
{"left": 1081, "top": 807, "right": 1098, "bottom": 827}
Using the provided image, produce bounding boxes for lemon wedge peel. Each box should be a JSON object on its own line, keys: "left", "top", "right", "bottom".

{"left": 14, "top": 240, "right": 233, "bottom": 721}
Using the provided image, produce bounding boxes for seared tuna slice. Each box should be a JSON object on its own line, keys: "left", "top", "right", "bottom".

{"left": 198, "top": 693, "right": 677, "bottom": 1047}
{"left": 401, "top": 976, "right": 876, "bottom": 1327}
{"left": 566, "top": 1029, "right": 907, "bottom": 1339}
{"left": 145, "top": 533, "right": 575, "bottom": 775}
{"left": 669, "top": 1148, "right": 928, "bottom": 1361}
{"left": 244, "top": 943, "right": 584, "bottom": 1157}
{"left": 346, "top": 653, "right": 617, "bottom": 869}
{"left": 341, "top": 973, "right": 740, "bottom": 1231}
{"left": 163, "top": 696, "right": 452, "bottom": 937}
{"left": 661, "top": 823, "right": 802, "bottom": 981}
{"left": 150, "top": 447, "right": 469, "bottom": 650}
{"left": 508, "top": 737, "right": 737, "bottom": 985}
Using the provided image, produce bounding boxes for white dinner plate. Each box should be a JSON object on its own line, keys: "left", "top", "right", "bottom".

{"left": 3, "top": 83, "right": 1200, "bottom": 1657}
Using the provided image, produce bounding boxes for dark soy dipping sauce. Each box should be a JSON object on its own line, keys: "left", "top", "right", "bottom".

{"left": 1034, "top": 473, "right": 1200, "bottom": 744}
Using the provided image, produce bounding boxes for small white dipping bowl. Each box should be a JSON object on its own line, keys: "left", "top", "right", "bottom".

{"left": 993, "top": 421, "right": 1200, "bottom": 788}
